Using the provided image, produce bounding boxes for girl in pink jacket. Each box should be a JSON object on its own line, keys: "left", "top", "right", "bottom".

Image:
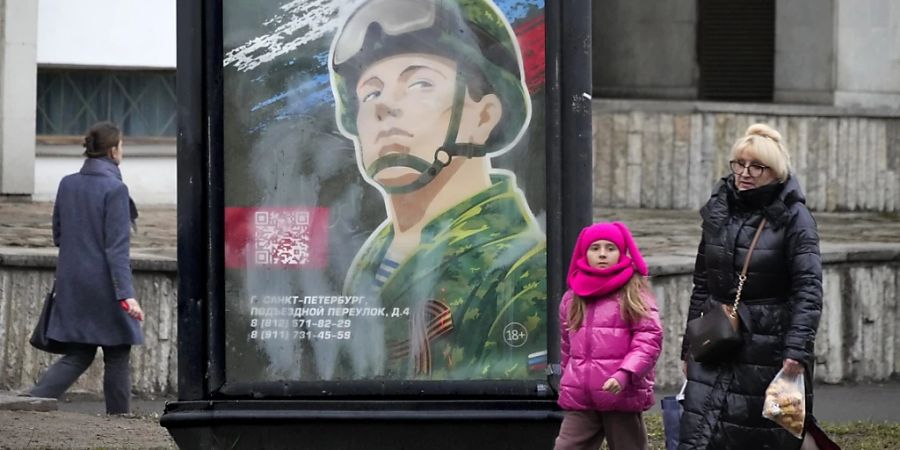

{"left": 554, "top": 222, "right": 663, "bottom": 450}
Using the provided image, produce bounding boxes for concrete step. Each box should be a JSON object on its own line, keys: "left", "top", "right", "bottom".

{"left": 0, "top": 392, "right": 57, "bottom": 412}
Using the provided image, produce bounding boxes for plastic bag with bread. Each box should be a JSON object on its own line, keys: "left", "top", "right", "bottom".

{"left": 762, "top": 368, "right": 806, "bottom": 438}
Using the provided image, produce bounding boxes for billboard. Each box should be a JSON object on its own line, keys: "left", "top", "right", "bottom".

{"left": 222, "top": 0, "right": 548, "bottom": 384}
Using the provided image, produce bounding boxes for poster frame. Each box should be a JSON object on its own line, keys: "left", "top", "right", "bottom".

{"left": 174, "top": 0, "right": 593, "bottom": 401}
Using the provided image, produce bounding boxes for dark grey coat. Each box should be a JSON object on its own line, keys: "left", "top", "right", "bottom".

{"left": 678, "top": 174, "right": 822, "bottom": 450}
{"left": 47, "top": 157, "right": 143, "bottom": 346}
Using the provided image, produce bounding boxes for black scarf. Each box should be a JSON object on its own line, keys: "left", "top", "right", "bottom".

{"left": 727, "top": 177, "right": 784, "bottom": 212}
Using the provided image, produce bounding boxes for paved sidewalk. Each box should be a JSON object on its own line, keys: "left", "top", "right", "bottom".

{"left": 3, "top": 380, "right": 900, "bottom": 430}
{"left": 5, "top": 380, "right": 900, "bottom": 422}
{"left": 0, "top": 393, "right": 175, "bottom": 449}
{"left": 56, "top": 397, "right": 170, "bottom": 418}
{"left": 0, "top": 392, "right": 168, "bottom": 417}
{"left": 652, "top": 380, "right": 900, "bottom": 423}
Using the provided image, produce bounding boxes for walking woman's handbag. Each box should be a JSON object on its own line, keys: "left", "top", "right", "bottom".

{"left": 29, "top": 283, "right": 67, "bottom": 354}
{"left": 685, "top": 218, "right": 767, "bottom": 363}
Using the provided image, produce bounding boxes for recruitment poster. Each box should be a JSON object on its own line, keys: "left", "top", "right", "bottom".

{"left": 222, "top": 0, "right": 548, "bottom": 384}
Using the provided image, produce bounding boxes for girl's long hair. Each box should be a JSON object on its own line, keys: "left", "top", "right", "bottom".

{"left": 567, "top": 274, "right": 651, "bottom": 330}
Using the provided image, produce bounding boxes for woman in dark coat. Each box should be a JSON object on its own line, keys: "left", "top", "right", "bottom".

{"left": 29, "top": 121, "right": 144, "bottom": 415}
{"left": 678, "top": 124, "right": 827, "bottom": 450}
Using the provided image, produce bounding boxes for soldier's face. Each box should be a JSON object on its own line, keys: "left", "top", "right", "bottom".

{"left": 354, "top": 53, "right": 459, "bottom": 187}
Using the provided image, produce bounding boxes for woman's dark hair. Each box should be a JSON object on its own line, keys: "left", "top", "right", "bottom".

{"left": 83, "top": 121, "right": 122, "bottom": 158}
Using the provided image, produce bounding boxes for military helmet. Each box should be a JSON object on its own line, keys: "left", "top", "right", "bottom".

{"left": 329, "top": 0, "right": 531, "bottom": 156}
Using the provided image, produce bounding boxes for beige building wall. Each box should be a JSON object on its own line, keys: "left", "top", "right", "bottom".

{"left": 833, "top": 0, "right": 900, "bottom": 108}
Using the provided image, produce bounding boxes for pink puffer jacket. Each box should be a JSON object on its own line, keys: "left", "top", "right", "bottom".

{"left": 557, "top": 289, "right": 663, "bottom": 412}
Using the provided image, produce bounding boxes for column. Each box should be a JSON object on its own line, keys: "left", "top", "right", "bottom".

{"left": 0, "top": 0, "right": 38, "bottom": 197}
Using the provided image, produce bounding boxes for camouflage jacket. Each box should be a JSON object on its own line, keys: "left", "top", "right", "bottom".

{"left": 344, "top": 174, "right": 547, "bottom": 380}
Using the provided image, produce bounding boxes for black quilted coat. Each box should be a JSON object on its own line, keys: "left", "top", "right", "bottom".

{"left": 678, "top": 174, "right": 822, "bottom": 450}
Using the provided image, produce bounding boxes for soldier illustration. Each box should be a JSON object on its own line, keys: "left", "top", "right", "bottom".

{"left": 330, "top": 0, "right": 546, "bottom": 380}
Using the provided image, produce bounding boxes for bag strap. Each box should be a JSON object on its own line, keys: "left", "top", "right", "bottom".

{"left": 729, "top": 218, "right": 767, "bottom": 318}
{"left": 741, "top": 218, "right": 768, "bottom": 277}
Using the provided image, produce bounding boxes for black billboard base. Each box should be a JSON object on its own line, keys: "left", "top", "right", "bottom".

{"left": 161, "top": 399, "right": 563, "bottom": 450}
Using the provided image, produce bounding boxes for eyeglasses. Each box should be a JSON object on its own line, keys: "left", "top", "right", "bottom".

{"left": 729, "top": 160, "right": 769, "bottom": 178}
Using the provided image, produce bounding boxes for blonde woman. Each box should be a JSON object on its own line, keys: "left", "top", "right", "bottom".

{"left": 678, "top": 124, "right": 837, "bottom": 449}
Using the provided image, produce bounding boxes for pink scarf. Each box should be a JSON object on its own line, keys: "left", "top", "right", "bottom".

{"left": 567, "top": 222, "right": 649, "bottom": 299}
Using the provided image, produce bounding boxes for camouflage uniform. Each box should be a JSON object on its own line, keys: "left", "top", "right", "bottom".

{"left": 344, "top": 174, "right": 546, "bottom": 380}
{"left": 332, "top": 0, "right": 547, "bottom": 380}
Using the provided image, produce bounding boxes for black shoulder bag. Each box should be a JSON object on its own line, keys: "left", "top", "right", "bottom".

{"left": 30, "top": 282, "right": 68, "bottom": 354}
{"left": 686, "top": 218, "right": 767, "bottom": 363}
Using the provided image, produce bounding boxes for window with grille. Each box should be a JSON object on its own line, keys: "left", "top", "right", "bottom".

{"left": 697, "top": 0, "right": 775, "bottom": 101}
{"left": 36, "top": 69, "right": 176, "bottom": 138}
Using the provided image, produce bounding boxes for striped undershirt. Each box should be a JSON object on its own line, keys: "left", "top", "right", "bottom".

{"left": 373, "top": 256, "right": 400, "bottom": 288}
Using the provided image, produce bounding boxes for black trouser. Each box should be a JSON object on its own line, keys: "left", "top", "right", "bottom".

{"left": 30, "top": 344, "right": 132, "bottom": 414}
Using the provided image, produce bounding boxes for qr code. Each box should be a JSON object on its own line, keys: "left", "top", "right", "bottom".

{"left": 253, "top": 210, "right": 311, "bottom": 266}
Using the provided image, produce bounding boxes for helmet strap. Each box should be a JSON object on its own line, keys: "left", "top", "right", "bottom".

{"left": 367, "top": 152, "right": 447, "bottom": 195}
{"left": 440, "top": 71, "right": 489, "bottom": 160}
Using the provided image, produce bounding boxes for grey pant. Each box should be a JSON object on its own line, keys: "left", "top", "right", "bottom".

{"left": 554, "top": 410, "right": 648, "bottom": 450}
{"left": 30, "top": 344, "right": 131, "bottom": 414}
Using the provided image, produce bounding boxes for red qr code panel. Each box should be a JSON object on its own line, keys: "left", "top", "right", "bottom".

{"left": 225, "top": 207, "right": 328, "bottom": 269}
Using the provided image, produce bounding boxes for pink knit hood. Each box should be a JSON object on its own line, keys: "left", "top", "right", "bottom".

{"left": 567, "top": 222, "right": 649, "bottom": 299}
